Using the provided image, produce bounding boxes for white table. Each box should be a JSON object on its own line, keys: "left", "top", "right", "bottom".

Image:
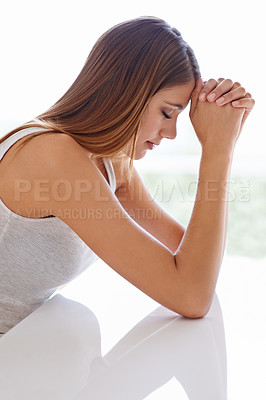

{"left": 0, "top": 255, "right": 265, "bottom": 399}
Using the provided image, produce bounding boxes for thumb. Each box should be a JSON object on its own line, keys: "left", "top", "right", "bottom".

{"left": 190, "top": 76, "right": 204, "bottom": 115}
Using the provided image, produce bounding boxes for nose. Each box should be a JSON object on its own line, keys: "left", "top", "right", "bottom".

{"left": 160, "top": 122, "right": 177, "bottom": 140}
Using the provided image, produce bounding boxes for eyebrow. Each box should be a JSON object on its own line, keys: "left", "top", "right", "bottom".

{"left": 165, "top": 102, "right": 184, "bottom": 110}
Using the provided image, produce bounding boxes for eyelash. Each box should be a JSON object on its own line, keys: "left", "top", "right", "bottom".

{"left": 162, "top": 111, "right": 171, "bottom": 119}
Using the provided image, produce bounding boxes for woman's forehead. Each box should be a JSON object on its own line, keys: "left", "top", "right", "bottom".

{"left": 155, "top": 81, "right": 195, "bottom": 105}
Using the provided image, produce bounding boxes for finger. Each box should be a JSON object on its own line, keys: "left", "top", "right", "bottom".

{"left": 206, "top": 79, "right": 234, "bottom": 102}
{"left": 190, "top": 76, "right": 204, "bottom": 101}
{"left": 231, "top": 95, "right": 255, "bottom": 109}
{"left": 199, "top": 78, "right": 218, "bottom": 101}
{"left": 215, "top": 86, "right": 246, "bottom": 106}
{"left": 190, "top": 76, "right": 204, "bottom": 115}
{"left": 194, "top": 76, "right": 204, "bottom": 95}
{"left": 231, "top": 81, "right": 242, "bottom": 89}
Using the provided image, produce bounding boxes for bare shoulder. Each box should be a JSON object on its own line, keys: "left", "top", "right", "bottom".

{"left": 0, "top": 132, "right": 92, "bottom": 218}
{"left": 8, "top": 132, "right": 89, "bottom": 176}
{"left": 22, "top": 132, "right": 82, "bottom": 163}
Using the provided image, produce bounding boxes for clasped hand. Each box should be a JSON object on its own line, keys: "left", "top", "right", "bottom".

{"left": 190, "top": 77, "right": 255, "bottom": 152}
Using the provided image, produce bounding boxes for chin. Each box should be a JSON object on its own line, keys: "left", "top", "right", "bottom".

{"left": 123, "top": 147, "right": 146, "bottom": 160}
{"left": 132, "top": 150, "right": 147, "bottom": 160}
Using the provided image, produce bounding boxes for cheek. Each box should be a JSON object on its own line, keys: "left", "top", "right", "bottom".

{"left": 139, "top": 117, "right": 160, "bottom": 140}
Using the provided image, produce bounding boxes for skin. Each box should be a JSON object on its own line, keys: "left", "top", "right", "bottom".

{"left": 131, "top": 80, "right": 196, "bottom": 160}
{"left": 0, "top": 76, "right": 255, "bottom": 319}
{"left": 125, "top": 77, "right": 254, "bottom": 161}
{"left": 197, "top": 77, "right": 254, "bottom": 137}
{"left": 132, "top": 77, "right": 254, "bottom": 160}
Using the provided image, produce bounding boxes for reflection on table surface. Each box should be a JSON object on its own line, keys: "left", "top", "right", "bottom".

{"left": 0, "top": 292, "right": 226, "bottom": 400}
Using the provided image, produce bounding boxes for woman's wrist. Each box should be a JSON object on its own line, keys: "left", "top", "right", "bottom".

{"left": 198, "top": 147, "right": 234, "bottom": 198}
{"left": 201, "top": 142, "right": 235, "bottom": 165}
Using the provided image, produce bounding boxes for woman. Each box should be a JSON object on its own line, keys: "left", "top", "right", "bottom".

{"left": 0, "top": 17, "right": 254, "bottom": 336}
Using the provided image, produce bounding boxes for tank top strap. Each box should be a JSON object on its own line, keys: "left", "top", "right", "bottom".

{"left": 0, "top": 127, "right": 47, "bottom": 161}
{"left": 102, "top": 158, "right": 117, "bottom": 193}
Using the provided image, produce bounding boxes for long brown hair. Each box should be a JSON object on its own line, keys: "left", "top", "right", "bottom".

{"left": 0, "top": 16, "right": 200, "bottom": 183}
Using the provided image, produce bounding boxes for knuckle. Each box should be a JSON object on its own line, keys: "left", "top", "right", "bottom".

{"left": 234, "top": 81, "right": 241, "bottom": 88}
{"left": 224, "top": 92, "right": 233, "bottom": 100}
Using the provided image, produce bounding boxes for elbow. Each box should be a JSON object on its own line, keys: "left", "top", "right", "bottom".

{"left": 188, "top": 300, "right": 212, "bottom": 319}
{"left": 181, "top": 306, "right": 209, "bottom": 319}
{"left": 172, "top": 297, "right": 212, "bottom": 320}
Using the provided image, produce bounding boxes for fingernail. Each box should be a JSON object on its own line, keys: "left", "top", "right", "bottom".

{"left": 216, "top": 97, "right": 225, "bottom": 105}
{"left": 207, "top": 93, "right": 216, "bottom": 101}
{"left": 199, "top": 93, "right": 206, "bottom": 101}
{"left": 232, "top": 101, "right": 240, "bottom": 106}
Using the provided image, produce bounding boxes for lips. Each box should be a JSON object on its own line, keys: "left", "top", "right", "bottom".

{"left": 146, "top": 141, "right": 157, "bottom": 150}
{"left": 147, "top": 141, "right": 160, "bottom": 146}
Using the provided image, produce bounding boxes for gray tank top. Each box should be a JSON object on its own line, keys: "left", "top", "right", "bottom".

{"left": 0, "top": 127, "right": 117, "bottom": 336}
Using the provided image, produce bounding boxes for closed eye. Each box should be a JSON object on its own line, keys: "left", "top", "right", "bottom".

{"left": 162, "top": 111, "right": 171, "bottom": 119}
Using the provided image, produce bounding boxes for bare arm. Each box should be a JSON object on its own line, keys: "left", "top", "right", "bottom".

{"left": 46, "top": 138, "right": 231, "bottom": 318}
{"left": 195, "top": 77, "right": 255, "bottom": 264}
{"left": 171, "top": 76, "right": 251, "bottom": 313}
{"left": 173, "top": 150, "right": 232, "bottom": 312}
{"left": 115, "top": 152, "right": 231, "bottom": 316}
{"left": 115, "top": 166, "right": 185, "bottom": 254}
